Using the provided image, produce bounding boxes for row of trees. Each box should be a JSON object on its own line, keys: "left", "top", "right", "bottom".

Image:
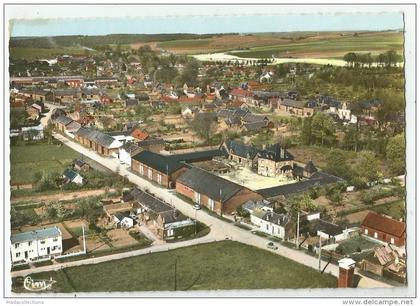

{"left": 343, "top": 50, "right": 402, "bottom": 68}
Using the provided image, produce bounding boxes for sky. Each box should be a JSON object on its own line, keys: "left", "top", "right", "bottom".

{"left": 8, "top": 5, "right": 404, "bottom": 37}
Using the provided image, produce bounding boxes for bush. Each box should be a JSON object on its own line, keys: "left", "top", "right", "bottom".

{"left": 236, "top": 206, "right": 250, "bottom": 218}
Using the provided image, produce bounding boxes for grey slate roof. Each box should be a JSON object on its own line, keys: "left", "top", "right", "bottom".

{"left": 243, "top": 121, "right": 267, "bottom": 131}
{"left": 11, "top": 227, "right": 61, "bottom": 244}
{"left": 169, "top": 148, "right": 228, "bottom": 164}
{"left": 129, "top": 188, "right": 174, "bottom": 213}
{"left": 311, "top": 219, "right": 344, "bottom": 236}
{"left": 257, "top": 211, "right": 290, "bottom": 227}
{"left": 54, "top": 115, "right": 73, "bottom": 125}
{"left": 224, "top": 140, "right": 259, "bottom": 160}
{"left": 258, "top": 143, "right": 294, "bottom": 162}
{"left": 63, "top": 168, "right": 80, "bottom": 181}
{"left": 280, "top": 98, "right": 306, "bottom": 109}
{"left": 177, "top": 167, "right": 244, "bottom": 202}
{"left": 131, "top": 151, "right": 185, "bottom": 174}
{"left": 258, "top": 171, "right": 343, "bottom": 199}
{"left": 75, "top": 127, "right": 118, "bottom": 148}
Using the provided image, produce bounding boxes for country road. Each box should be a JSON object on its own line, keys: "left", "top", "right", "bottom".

{"left": 39, "top": 132, "right": 392, "bottom": 289}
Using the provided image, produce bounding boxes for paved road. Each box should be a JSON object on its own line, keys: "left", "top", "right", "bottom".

{"left": 35, "top": 132, "right": 391, "bottom": 288}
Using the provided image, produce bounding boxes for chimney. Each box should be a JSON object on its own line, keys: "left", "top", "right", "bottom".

{"left": 338, "top": 258, "right": 356, "bottom": 288}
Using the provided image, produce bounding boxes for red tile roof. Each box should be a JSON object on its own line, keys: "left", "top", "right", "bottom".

{"left": 131, "top": 128, "right": 149, "bottom": 141}
{"left": 230, "top": 88, "right": 252, "bottom": 97}
{"left": 361, "top": 212, "right": 405, "bottom": 238}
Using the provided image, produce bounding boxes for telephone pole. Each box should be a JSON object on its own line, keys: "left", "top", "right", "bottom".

{"left": 318, "top": 235, "right": 322, "bottom": 272}
{"left": 296, "top": 212, "right": 300, "bottom": 248}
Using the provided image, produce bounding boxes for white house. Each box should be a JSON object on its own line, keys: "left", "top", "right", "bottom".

{"left": 63, "top": 169, "right": 84, "bottom": 185}
{"left": 113, "top": 212, "right": 134, "bottom": 229}
{"left": 21, "top": 124, "right": 44, "bottom": 141}
{"left": 251, "top": 209, "right": 292, "bottom": 240}
{"left": 10, "top": 227, "right": 63, "bottom": 264}
{"left": 118, "top": 142, "right": 142, "bottom": 167}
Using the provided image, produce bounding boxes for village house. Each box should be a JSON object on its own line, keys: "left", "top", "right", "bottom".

{"left": 72, "top": 159, "right": 90, "bottom": 171}
{"left": 361, "top": 212, "right": 406, "bottom": 246}
{"left": 273, "top": 98, "right": 315, "bottom": 117}
{"left": 53, "top": 88, "right": 82, "bottom": 104}
{"left": 62, "top": 168, "right": 84, "bottom": 185}
{"left": 113, "top": 212, "right": 135, "bottom": 229}
{"left": 229, "top": 88, "right": 253, "bottom": 103}
{"left": 223, "top": 139, "right": 259, "bottom": 168}
{"left": 74, "top": 127, "right": 123, "bottom": 157}
{"left": 176, "top": 167, "right": 263, "bottom": 215}
{"left": 257, "top": 143, "right": 294, "bottom": 177}
{"left": 118, "top": 142, "right": 143, "bottom": 167}
{"left": 19, "top": 89, "right": 54, "bottom": 102}
{"left": 131, "top": 128, "right": 149, "bottom": 141}
{"left": 124, "top": 188, "right": 195, "bottom": 239}
{"left": 54, "top": 115, "right": 74, "bottom": 132}
{"left": 242, "top": 199, "right": 274, "bottom": 214}
{"left": 10, "top": 227, "right": 62, "bottom": 264}
{"left": 131, "top": 151, "right": 187, "bottom": 188}
{"left": 26, "top": 103, "right": 43, "bottom": 119}
{"left": 250, "top": 209, "right": 294, "bottom": 240}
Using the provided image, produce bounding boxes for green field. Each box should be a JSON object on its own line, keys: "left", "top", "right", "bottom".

{"left": 10, "top": 142, "right": 80, "bottom": 185}
{"left": 372, "top": 200, "right": 405, "bottom": 220}
{"left": 15, "top": 241, "right": 337, "bottom": 292}
{"left": 228, "top": 32, "right": 403, "bottom": 59}
{"left": 9, "top": 47, "right": 95, "bottom": 60}
{"left": 158, "top": 38, "right": 212, "bottom": 49}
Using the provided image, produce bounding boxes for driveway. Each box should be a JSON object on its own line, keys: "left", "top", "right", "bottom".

{"left": 47, "top": 132, "right": 391, "bottom": 289}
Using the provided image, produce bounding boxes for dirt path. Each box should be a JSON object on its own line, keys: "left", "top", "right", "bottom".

{"left": 11, "top": 188, "right": 117, "bottom": 204}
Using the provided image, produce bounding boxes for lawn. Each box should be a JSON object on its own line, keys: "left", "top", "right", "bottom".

{"left": 10, "top": 142, "right": 80, "bottom": 185}
{"left": 17, "top": 241, "right": 337, "bottom": 292}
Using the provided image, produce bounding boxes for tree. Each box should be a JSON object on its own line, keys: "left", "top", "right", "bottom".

{"left": 189, "top": 113, "right": 217, "bottom": 144}
{"left": 300, "top": 117, "right": 313, "bottom": 145}
{"left": 386, "top": 133, "right": 405, "bottom": 175}
{"left": 289, "top": 193, "right": 317, "bottom": 217}
{"left": 354, "top": 150, "right": 381, "bottom": 185}
{"left": 177, "top": 60, "right": 200, "bottom": 87}
{"left": 343, "top": 52, "right": 357, "bottom": 67}
{"left": 325, "top": 149, "right": 352, "bottom": 180}
{"left": 311, "top": 112, "right": 336, "bottom": 146}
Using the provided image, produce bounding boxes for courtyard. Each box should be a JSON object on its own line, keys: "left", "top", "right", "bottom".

{"left": 218, "top": 165, "right": 297, "bottom": 190}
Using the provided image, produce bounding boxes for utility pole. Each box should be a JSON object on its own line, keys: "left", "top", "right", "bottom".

{"left": 318, "top": 235, "right": 322, "bottom": 272}
{"left": 296, "top": 212, "right": 300, "bottom": 248}
{"left": 82, "top": 225, "right": 87, "bottom": 254}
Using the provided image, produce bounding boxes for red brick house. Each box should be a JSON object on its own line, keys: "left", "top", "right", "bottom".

{"left": 131, "top": 151, "right": 186, "bottom": 188}
{"left": 361, "top": 212, "right": 406, "bottom": 246}
{"left": 176, "top": 167, "right": 263, "bottom": 215}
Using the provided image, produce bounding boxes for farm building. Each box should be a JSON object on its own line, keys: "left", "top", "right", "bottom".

{"left": 361, "top": 212, "right": 406, "bottom": 246}
{"left": 176, "top": 167, "right": 263, "bottom": 214}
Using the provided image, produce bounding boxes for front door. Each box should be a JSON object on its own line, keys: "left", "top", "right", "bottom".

{"left": 24, "top": 251, "right": 28, "bottom": 259}
{"left": 47, "top": 247, "right": 50, "bottom": 255}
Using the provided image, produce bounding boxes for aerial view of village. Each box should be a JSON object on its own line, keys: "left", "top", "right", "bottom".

{"left": 4, "top": 4, "right": 415, "bottom": 299}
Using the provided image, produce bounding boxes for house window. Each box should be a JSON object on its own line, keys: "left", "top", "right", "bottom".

{"left": 14, "top": 243, "right": 20, "bottom": 248}
{"left": 15, "top": 252, "right": 21, "bottom": 258}
{"left": 139, "top": 165, "right": 144, "bottom": 175}
{"left": 28, "top": 241, "right": 32, "bottom": 246}
{"left": 266, "top": 224, "right": 269, "bottom": 230}
{"left": 53, "top": 238, "right": 58, "bottom": 242}
{"left": 364, "top": 229, "right": 368, "bottom": 235}
{"left": 40, "top": 240, "right": 46, "bottom": 244}
{"left": 208, "top": 198, "right": 215, "bottom": 210}
{"left": 390, "top": 238, "right": 395, "bottom": 244}
{"left": 374, "top": 232, "right": 378, "bottom": 239}
{"left": 148, "top": 169, "right": 153, "bottom": 180}
{"left": 157, "top": 174, "right": 162, "bottom": 185}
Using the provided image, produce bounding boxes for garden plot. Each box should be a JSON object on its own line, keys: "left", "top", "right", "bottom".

{"left": 218, "top": 166, "right": 296, "bottom": 190}
{"left": 107, "top": 228, "right": 139, "bottom": 248}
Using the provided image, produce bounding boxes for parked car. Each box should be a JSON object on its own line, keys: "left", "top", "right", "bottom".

{"left": 193, "top": 204, "right": 201, "bottom": 210}
{"left": 266, "top": 242, "right": 278, "bottom": 250}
